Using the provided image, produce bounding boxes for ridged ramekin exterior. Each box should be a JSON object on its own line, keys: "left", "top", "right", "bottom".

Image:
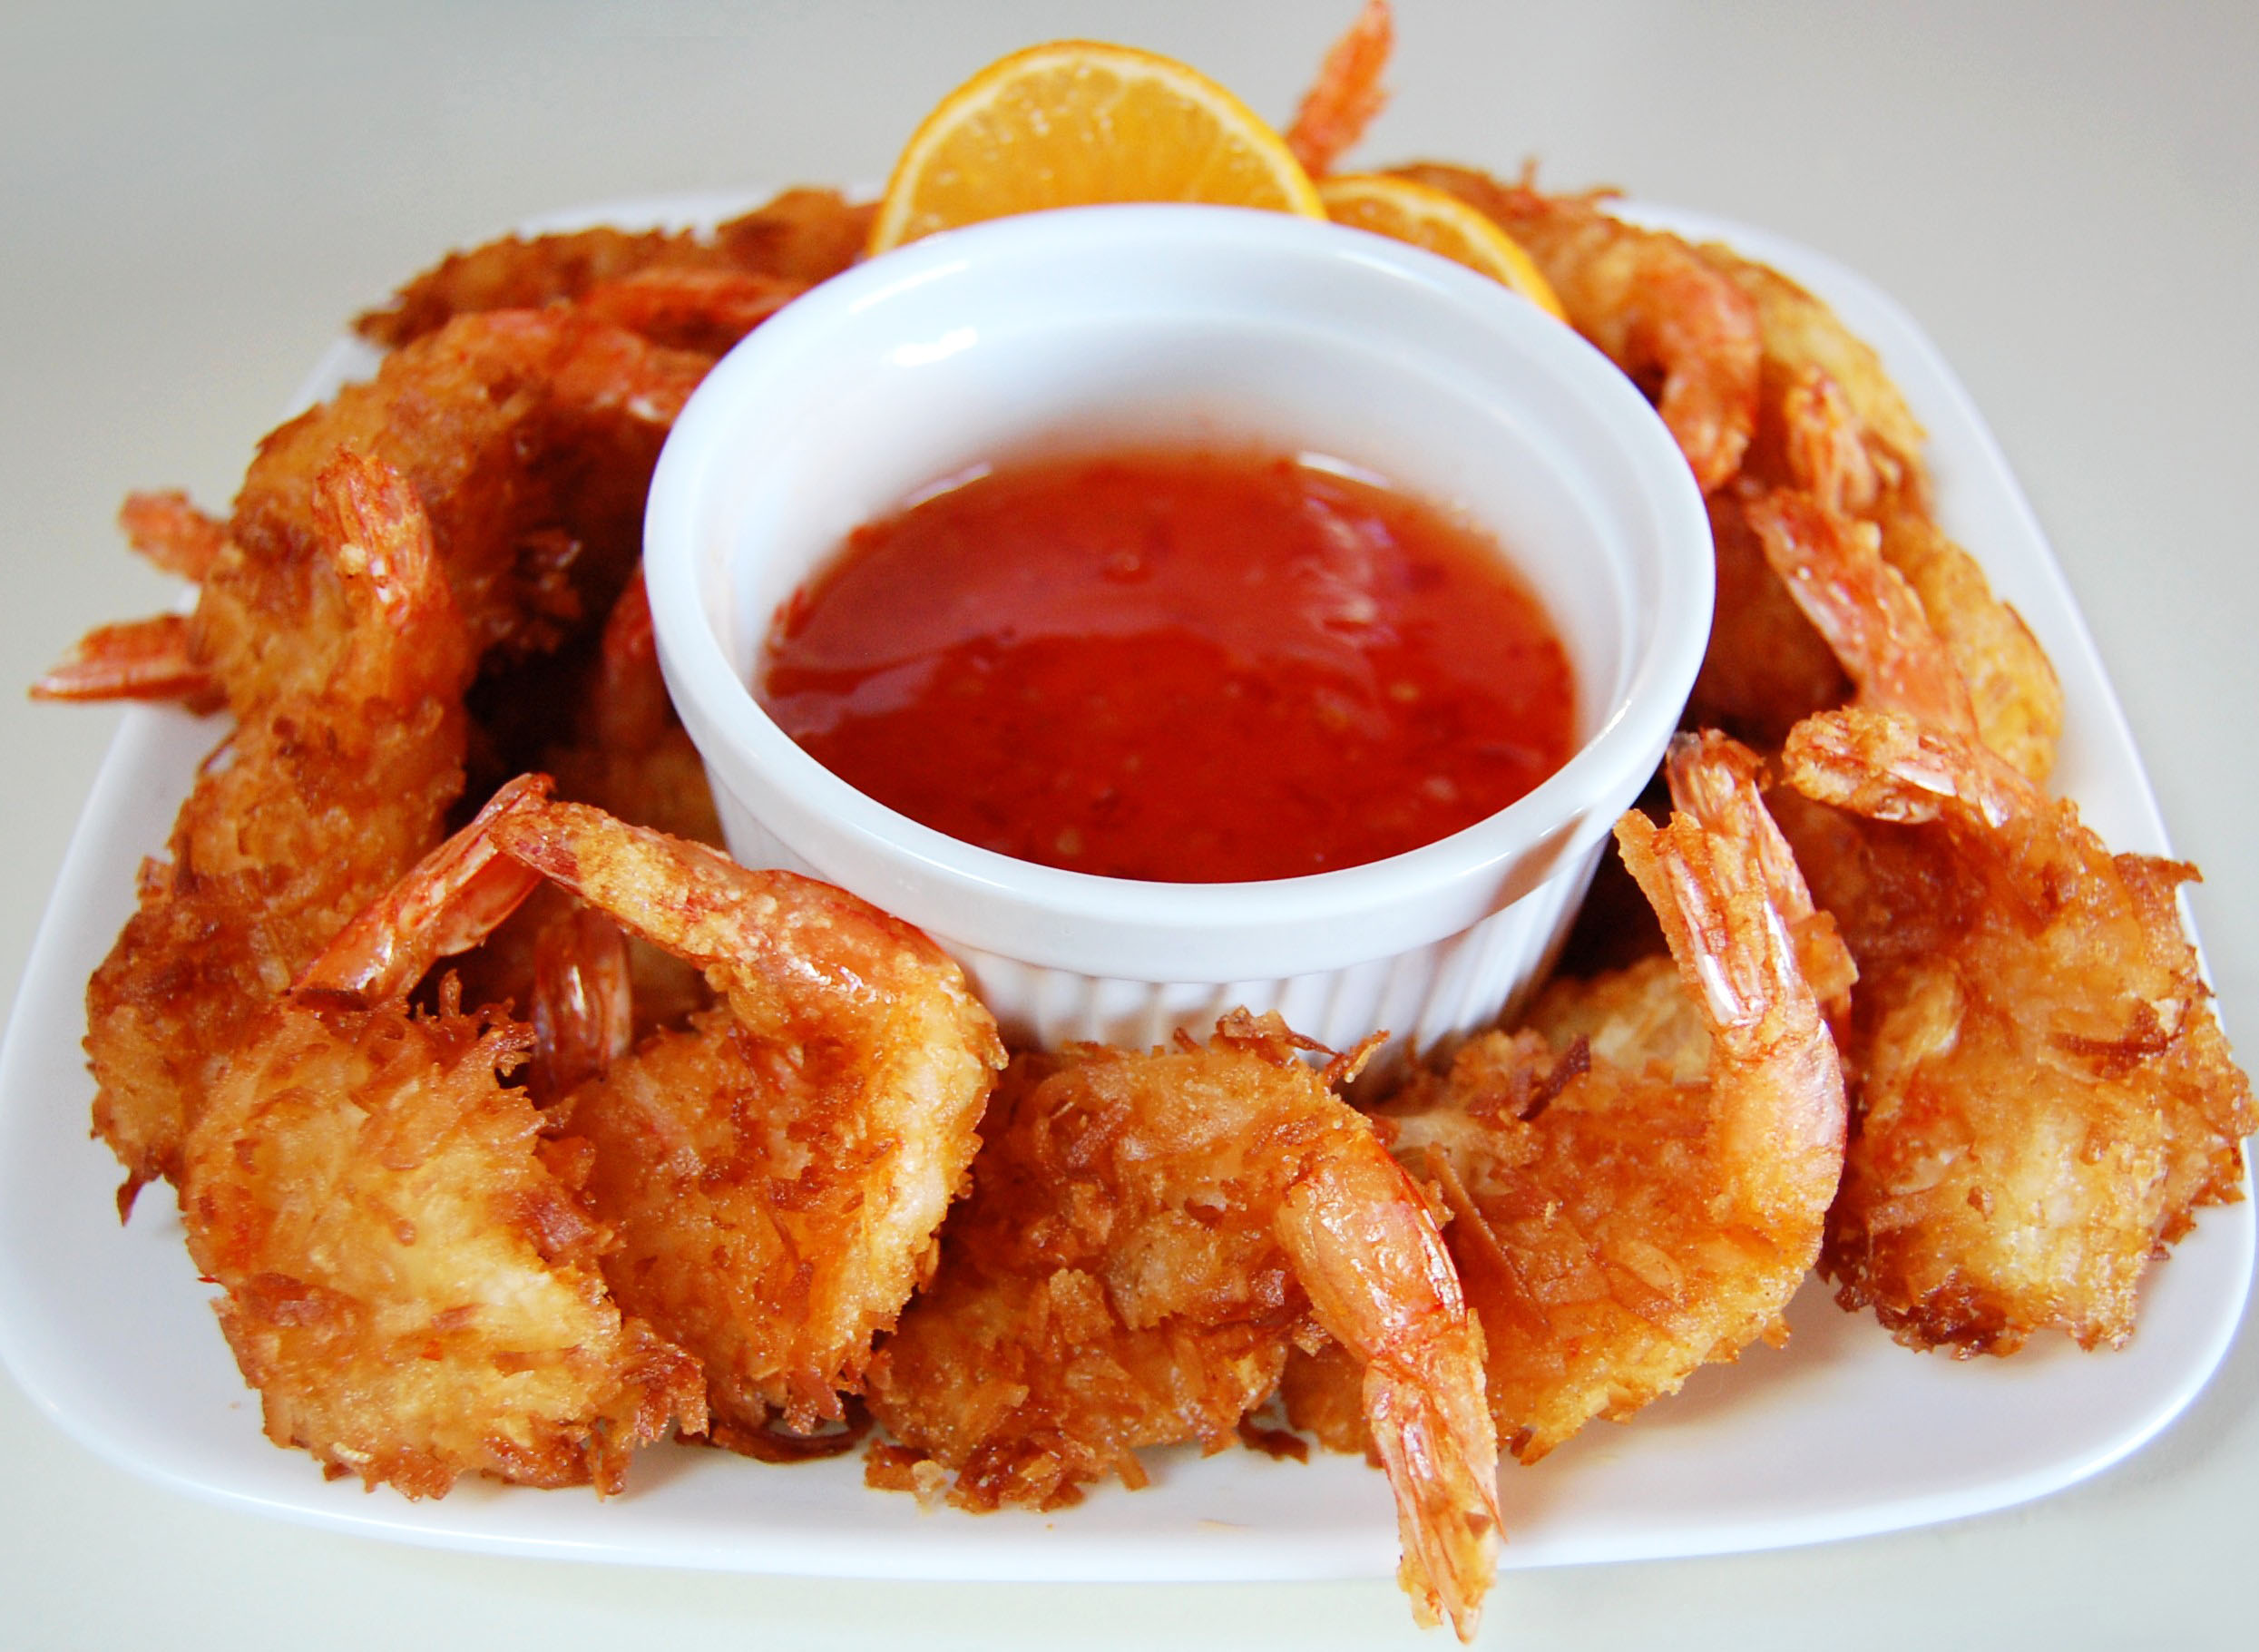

{"left": 710, "top": 786, "right": 1603, "bottom": 1071}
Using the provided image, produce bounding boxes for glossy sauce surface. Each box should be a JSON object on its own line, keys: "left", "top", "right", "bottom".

{"left": 761, "top": 449, "right": 1575, "bottom": 883}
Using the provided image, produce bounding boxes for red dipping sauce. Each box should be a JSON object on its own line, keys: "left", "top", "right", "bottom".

{"left": 759, "top": 448, "right": 1575, "bottom": 884}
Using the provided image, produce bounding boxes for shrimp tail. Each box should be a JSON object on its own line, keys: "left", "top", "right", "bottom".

{"left": 34, "top": 489, "right": 237, "bottom": 706}
{"left": 1747, "top": 484, "right": 1980, "bottom": 739}
{"left": 1619, "top": 732, "right": 1848, "bottom": 1234}
{"left": 1781, "top": 706, "right": 2029, "bottom": 833}
{"left": 83, "top": 451, "right": 477, "bottom": 1207}
{"left": 1666, "top": 728, "right": 1857, "bottom": 1028}
{"left": 529, "top": 903, "right": 634, "bottom": 1103}
{"left": 30, "top": 613, "right": 222, "bottom": 709}
{"left": 1276, "top": 1129, "right": 1500, "bottom": 1641}
{"left": 586, "top": 564, "right": 671, "bottom": 754}
{"left": 1286, "top": 0, "right": 1394, "bottom": 178}
{"left": 119, "top": 488, "right": 230, "bottom": 580}
{"left": 294, "top": 771, "right": 555, "bottom": 1007}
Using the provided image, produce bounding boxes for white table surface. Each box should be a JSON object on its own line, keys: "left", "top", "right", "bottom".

{"left": 5, "top": 3, "right": 2255, "bottom": 1646}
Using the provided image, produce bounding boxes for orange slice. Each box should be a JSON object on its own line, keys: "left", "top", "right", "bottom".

{"left": 868, "top": 41, "right": 1326, "bottom": 255}
{"left": 1317, "top": 172, "right": 1567, "bottom": 320}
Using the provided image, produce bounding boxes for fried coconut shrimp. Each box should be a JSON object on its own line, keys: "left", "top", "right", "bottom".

{"left": 49, "top": 307, "right": 714, "bottom": 727}
{"left": 488, "top": 801, "right": 1004, "bottom": 1452}
{"left": 864, "top": 1012, "right": 1499, "bottom": 1641}
{"left": 230, "top": 308, "right": 711, "bottom": 669}
{"left": 354, "top": 186, "right": 870, "bottom": 348}
{"left": 179, "top": 777, "right": 707, "bottom": 1497}
{"left": 1768, "top": 365, "right": 2061, "bottom": 782}
{"left": 1394, "top": 161, "right": 1761, "bottom": 494}
{"left": 1679, "top": 247, "right": 2061, "bottom": 776}
{"left": 1340, "top": 732, "right": 1849, "bottom": 1461}
{"left": 1758, "top": 475, "right": 2254, "bottom": 1353}
{"left": 84, "top": 455, "right": 474, "bottom": 1207}
{"left": 1779, "top": 709, "right": 2254, "bottom": 1354}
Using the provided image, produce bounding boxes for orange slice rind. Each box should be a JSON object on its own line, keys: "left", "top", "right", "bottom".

{"left": 868, "top": 41, "right": 1326, "bottom": 255}
{"left": 1317, "top": 172, "right": 1567, "bottom": 320}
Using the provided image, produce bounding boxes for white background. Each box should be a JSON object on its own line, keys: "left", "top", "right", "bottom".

{"left": 4, "top": 2, "right": 2255, "bottom": 1646}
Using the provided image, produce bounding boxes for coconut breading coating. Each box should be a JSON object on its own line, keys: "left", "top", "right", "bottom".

{"left": 1354, "top": 733, "right": 1849, "bottom": 1461}
{"left": 181, "top": 993, "right": 705, "bottom": 1496}
{"left": 1780, "top": 709, "right": 2255, "bottom": 1354}
{"left": 84, "top": 455, "right": 474, "bottom": 1208}
{"left": 492, "top": 802, "right": 1006, "bottom": 1445}
{"left": 865, "top": 1012, "right": 1500, "bottom": 1640}
{"left": 354, "top": 186, "right": 871, "bottom": 348}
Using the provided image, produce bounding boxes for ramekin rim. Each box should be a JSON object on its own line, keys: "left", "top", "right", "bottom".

{"left": 644, "top": 203, "right": 1712, "bottom": 963}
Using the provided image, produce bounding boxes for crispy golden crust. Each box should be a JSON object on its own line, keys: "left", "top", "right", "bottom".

{"left": 1525, "top": 953, "right": 1711, "bottom": 1086}
{"left": 356, "top": 226, "right": 708, "bottom": 348}
{"left": 85, "top": 695, "right": 466, "bottom": 1203}
{"left": 181, "top": 1000, "right": 704, "bottom": 1496}
{"left": 1364, "top": 736, "right": 1846, "bottom": 1460}
{"left": 865, "top": 1049, "right": 1309, "bottom": 1507}
{"left": 229, "top": 311, "right": 708, "bottom": 670}
{"left": 1780, "top": 709, "right": 2255, "bottom": 1354}
{"left": 866, "top": 1014, "right": 1499, "bottom": 1639}
{"left": 355, "top": 187, "right": 870, "bottom": 349}
{"left": 86, "top": 457, "right": 474, "bottom": 1207}
{"left": 1873, "top": 500, "right": 2063, "bottom": 785}
{"left": 709, "top": 188, "right": 874, "bottom": 286}
{"left": 493, "top": 804, "right": 1005, "bottom": 1440}
{"left": 1381, "top": 1029, "right": 1808, "bottom": 1460}
{"left": 569, "top": 1003, "right": 989, "bottom": 1437}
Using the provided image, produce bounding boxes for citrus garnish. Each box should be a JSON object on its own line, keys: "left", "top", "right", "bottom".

{"left": 1317, "top": 172, "right": 1567, "bottom": 320}
{"left": 867, "top": 41, "right": 1326, "bottom": 255}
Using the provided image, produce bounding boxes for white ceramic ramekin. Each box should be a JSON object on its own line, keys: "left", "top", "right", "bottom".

{"left": 644, "top": 203, "right": 1711, "bottom": 1064}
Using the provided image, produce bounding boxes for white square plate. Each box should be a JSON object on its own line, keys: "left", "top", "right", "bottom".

{"left": 0, "top": 198, "right": 2247, "bottom": 1581}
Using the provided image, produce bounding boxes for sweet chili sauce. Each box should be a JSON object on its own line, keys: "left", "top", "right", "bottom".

{"left": 759, "top": 448, "right": 1575, "bottom": 884}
